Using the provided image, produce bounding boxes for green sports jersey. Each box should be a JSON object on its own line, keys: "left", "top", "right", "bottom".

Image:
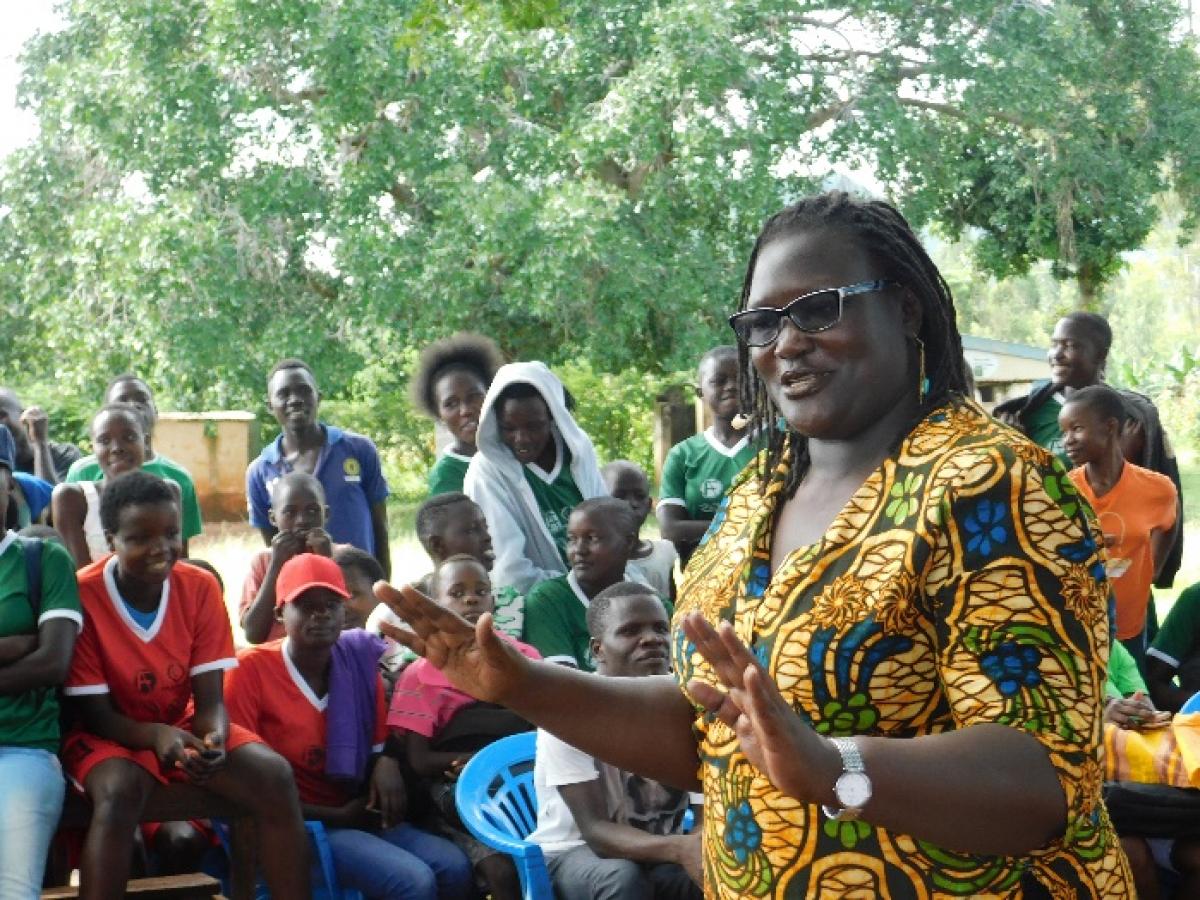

{"left": 0, "top": 533, "right": 82, "bottom": 750}
{"left": 659, "top": 429, "right": 756, "bottom": 520}
{"left": 427, "top": 451, "right": 471, "bottom": 496}
{"left": 1024, "top": 395, "right": 1068, "bottom": 467}
{"left": 1106, "top": 639, "right": 1148, "bottom": 698}
{"left": 66, "top": 454, "right": 203, "bottom": 540}
{"left": 1148, "top": 583, "right": 1200, "bottom": 671}
{"left": 523, "top": 443, "right": 584, "bottom": 566}
{"left": 523, "top": 572, "right": 673, "bottom": 671}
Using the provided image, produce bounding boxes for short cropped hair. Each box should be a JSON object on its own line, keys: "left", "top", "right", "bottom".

{"left": 415, "top": 492, "right": 475, "bottom": 554}
{"left": 92, "top": 402, "right": 149, "bottom": 435}
{"left": 333, "top": 544, "right": 385, "bottom": 585}
{"left": 99, "top": 470, "right": 176, "bottom": 534}
{"left": 104, "top": 372, "right": 151, "bottom": 399}
{"left": 431, "top": 553, "right": 489, "bottom": 595}
{"left": 1061, "top": 312, "right": 1113, "bottom": 356}
{"left": 267, "top": 357, "right": 316, "bottom": 386}
{"left": 697, "top": 345, "right": 737, "bottom": 379}
{"left": 1064, "top": 384, "right": 1128, "bottom": 425}
{"left": 269, "top": 470, "right": 326, "bottom": 505}
{"left": 571, "top": 497, "right": 640, "bottom": 541}
{"left": 586, "top": 581, "right": 661, "bottom": 639}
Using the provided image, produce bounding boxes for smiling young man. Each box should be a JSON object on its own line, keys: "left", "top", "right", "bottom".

{"left": 527, "top": 582, "right": 702, "bottom": 900}
{"left": 246, "top": 359, "right": 391, "bottom": 580}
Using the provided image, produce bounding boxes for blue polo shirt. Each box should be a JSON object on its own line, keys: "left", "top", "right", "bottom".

{"left": 246, "top": 424, "right": 389, "bottom": 555}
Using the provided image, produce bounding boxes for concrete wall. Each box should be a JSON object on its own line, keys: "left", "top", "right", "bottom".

{"left": 154, "top": 412, "right": 259, "bottom": 522}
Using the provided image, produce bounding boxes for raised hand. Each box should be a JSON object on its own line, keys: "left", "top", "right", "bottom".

{"left": 19, "top": 406, "right": 49, "bottom": 444}
{"left": 681, "top": 612, "right": 838, "bottom": 803}
{"left": 373, "top": 580, "right": 532, "bottom": 706}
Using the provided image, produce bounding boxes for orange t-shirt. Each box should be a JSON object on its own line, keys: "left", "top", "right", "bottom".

{"left": 1069, "top": 462, "right": 1177, "bottom": 639}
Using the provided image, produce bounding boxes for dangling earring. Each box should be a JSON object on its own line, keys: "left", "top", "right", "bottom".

{"left": 914, "top": 337, "right": 928, "bottom": 403}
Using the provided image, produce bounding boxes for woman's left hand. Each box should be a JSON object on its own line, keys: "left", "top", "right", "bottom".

{"left": 369, "top": 755, "right": 407, "bottom": 829}
{"left": 681, "top": 612, "right": 840, "bottom": 803}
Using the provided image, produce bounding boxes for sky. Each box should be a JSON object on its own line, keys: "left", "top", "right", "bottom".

{"left": 0, "top": 1, "right": 64, "bottom": 159}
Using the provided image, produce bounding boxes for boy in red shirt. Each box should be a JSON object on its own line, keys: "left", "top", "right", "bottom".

{"left": 227, "top": 553, "right": 474, "bottom": 899}
{"left": 1060, "top": 385, "right": 1179, "bottom": 662}
{"left": 62, "top": 470, "right": 308, "bottom": 899}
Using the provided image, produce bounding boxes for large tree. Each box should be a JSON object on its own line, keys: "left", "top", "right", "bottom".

{"left": 2, "top": 0, "right": 1198, "bottom": 406}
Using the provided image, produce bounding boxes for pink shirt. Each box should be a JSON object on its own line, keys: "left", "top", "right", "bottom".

{"left": 388, "top": 637, "right": 541, "bottom": 737}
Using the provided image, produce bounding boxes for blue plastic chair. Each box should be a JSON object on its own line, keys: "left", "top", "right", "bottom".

{"left": 1181, "top": 690, "right": 1200, "bottom": 714}
{"left": 212, "top": 818, "right": 362, "bottom": 899}
{"left": 456, "top": 731, "right": 555, "bottom": 900}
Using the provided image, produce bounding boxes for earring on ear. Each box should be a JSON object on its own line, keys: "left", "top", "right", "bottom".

{"left": 914, "top": 337, "right": 928, "bottom": 404}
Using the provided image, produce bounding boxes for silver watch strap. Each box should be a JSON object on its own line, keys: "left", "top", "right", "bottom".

{"left": 831, "top": 736, "right": 864, "bottom": 773}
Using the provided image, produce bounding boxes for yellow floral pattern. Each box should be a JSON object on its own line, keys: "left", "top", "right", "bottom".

{"left": 672, "top": 397, "right": 1133, "bottom": 899}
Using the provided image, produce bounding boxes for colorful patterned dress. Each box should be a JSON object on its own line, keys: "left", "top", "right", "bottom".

{"left": 672, "top": 398, "right": 1133, "bottom": 898}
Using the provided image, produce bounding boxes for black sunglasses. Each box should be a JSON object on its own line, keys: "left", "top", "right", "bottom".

{"left": 728, "top": 280, "right": 900, "bottom": 347}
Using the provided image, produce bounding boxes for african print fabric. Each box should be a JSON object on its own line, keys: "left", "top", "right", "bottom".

{"left": 672, "top": 397, "right": 1133, "bottom": 898}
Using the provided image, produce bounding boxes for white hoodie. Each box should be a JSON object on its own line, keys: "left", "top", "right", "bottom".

{"left": 465, "top": 362, "right": 610, "bottom": 594}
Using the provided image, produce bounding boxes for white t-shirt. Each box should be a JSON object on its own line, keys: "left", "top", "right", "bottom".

{"left": 527, "top": 728, "right": 697, "bottom": 858}
{"left": 628, "top": 539, "right": 678, "bottom": 601}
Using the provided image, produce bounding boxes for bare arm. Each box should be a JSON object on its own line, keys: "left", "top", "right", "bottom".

{"left": 404, "top": 730, "right": 469, "bottom": 779}
{"left": 560, "top": 778, "right": 699, "bottom": 874}
{"left": 50, "top": 484, "right": 92, "bottom": 569}
{"left": 684, "top": 614, "right": 1065, "bottom": 856}
{"left": 1146, "top": 656, "right": 1189, "bottom": 712}
{"left": 241, "top": 533, "right": 303, "bottom": 644}
{"left": 0, "top": 620, "right": 78, "bottom": 694}
{"left": 21, "top": 407, "right": 61, "bottom": 484}
{"left": 656, "top": 505, "right": 711, "bottom": 544}
{"left": 370, "top": 501, "right": 391, "bottom": 581}
{"left": 376, "top": 582, "right": 701, "bottom": 790}
{"left": 1151, "top": 524, "right": 1175, "bottom": 582}
{"left": 0, "top": 635, "right": 38, "bottom": 666}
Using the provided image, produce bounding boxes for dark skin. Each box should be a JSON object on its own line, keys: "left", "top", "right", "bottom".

{"left": 74, "top": 499, "right": 308, "bottom": 900}
{"left": 277, "top": 590, "right": 406, "bottom": 829}
{"left": 658, "top": 353, "right": 747, "bottom": 553}
{"left": 241, "top": 478, "right": 333, "bottom": 644}
{"left": 106, "top": 378, "right": 159, "bottom": 458}
{"left": 52, "top": 408, "right": 189, "bottom": 568}
{"left": 0, "top": 470, "right": 80, "bottom": 691}
{"left": 375, "top": 226, "right": 1072, "bottom": 859}
{"left": 260, "top": 366, "right": 390, "bottom": 579}
{"left": 434, "top": 370, "right": 487, "bottom": 457}
{"left": 561, "top": 594, "right": 701, "bottom": 884}
{"left": 0, "top": 389, "right": 60, "bottom": 484}
{"left": 496, "top": 394, "right": 556, "bottom": 472}
{"left": 567, "top": 508, "right": 634, "bottom": 598}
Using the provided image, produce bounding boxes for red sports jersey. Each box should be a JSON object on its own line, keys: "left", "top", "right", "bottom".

{"left": 64, "top": 558, "right": 237, "bottom": 725}
{"left": 225, "top": 639, "right": 387, "bottom": 808}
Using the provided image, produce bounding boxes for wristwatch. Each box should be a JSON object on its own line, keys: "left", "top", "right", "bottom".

{"left": 821, "top": 737, "right": 872, "bottom": 822}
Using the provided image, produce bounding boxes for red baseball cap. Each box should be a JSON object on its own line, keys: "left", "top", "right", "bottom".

{"left": 275, "top": 553, "right": 351, "bottom": 608}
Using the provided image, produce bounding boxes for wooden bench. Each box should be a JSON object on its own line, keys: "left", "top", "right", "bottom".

{"left": 42, "top": 873, "right": 223, "bottom": 899}
{"left": 53, "top": 784, "right": 255, "bottom": 900}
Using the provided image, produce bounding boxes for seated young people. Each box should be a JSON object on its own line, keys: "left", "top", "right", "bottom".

{"left": 602, "top": 459, "right": 678, "bottom": 602}
{"left": 366, "top": 493, "right": 524, "bottom": 677}
{"left": 1059, "top": 385, "right": 1178, "bottom": 664}
{"left": 66, "top": 375, "right": 203, "bottom": 544}
{"left": 53, "top": 404, "right": 186, "bottom": 568}
{"left": 0, "top": 387, "right": 82, "bottom": 483}
{"left": 524, "top": 498, "right": 665, "bottom": 671}
{"left": 334, "top": 545, "right": 386, "bottom": 631}
{"left": 526, "top": 582, "right": 701, "bottom": 900}
{"left": 61, "top": 471, "right": 309, "bottom": 898}
{"left": 240, "top": 471, "right": 335, "bottom": 644}
{"left": 388, "top": 554, "right": 540, "bottom": 900}
{"left": 226, "top": 553, "right": 474, "bottom": 900}
{"left": 0, "top": 427, "right": 82, "bottom": 897}
{"left": 1147, "top": 581, "right": 1200, "bottom": 712}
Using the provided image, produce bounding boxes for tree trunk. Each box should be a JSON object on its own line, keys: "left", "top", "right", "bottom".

{"left": 1076, "top": 264, "right": 1103, "bottom": 312}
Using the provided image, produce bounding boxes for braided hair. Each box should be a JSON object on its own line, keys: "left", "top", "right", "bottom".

{"left": 736, "top": 191, "right": 968, "bottom": 499}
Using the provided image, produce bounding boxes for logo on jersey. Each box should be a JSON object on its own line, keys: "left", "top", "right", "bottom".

{"left": 302, "top": 746, "right": 326, "bottom": 770}
{"left": 135, "top": 670, "right": 157, "bottom": 694}
{"left": 700, "top": 478, "right": 723, "bottom": 500}
{"left": 343, "top": 458, "right": 361, "bottom": 483}
{"left": 166, "top": 662, "right": 186, "bottom": 684}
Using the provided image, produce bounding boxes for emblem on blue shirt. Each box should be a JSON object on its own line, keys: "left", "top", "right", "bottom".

{"left": 343, "top": 458, "right": 362, "bottom": 482}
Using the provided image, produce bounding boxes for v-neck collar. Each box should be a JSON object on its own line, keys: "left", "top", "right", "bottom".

{"left": 566, "top": 570, "right": 591, "bottom": 608}
{"left": 525, "top": 433, "right": 564, "bottom": 484}
{"left": 703, "top": 427, "right": 749, "bottom": 458}
{"left": 282, "top": 638, "right": 328, "bottom": 712}
{"left": 103, "top": 556, "right": 170, "bottom": 643}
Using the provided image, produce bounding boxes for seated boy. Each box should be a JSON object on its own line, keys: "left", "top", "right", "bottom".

{"left": 602, "top": 460, "right": 678, "bottom": 602}
{"left": 334, "top": 544, "right": 386, "bottom": 631}
{"left": 227, "top": 553, "right": 474, "bottom": 900}
{"left": 388, "top": 554, "right": 541, "bottom": 900}
{"left": 1059, "top": 385, "right": 1178, "bottom": 663}
{"left": 1147, "top": 582, "right": 1200, "bottom": 712}
{"left": 66, "top": 374, "right": 204, "bottom": 544}
{"left": 527, "top": 581, "right": 702, "bottom": 899}
{"left": 240, "top": 471, "right": 335, "bottom": 644}
{"left": 61, "top": 470, "right": 309, "bottom": 898}
{"left": 366, "top": 492, "right": 524, "bottom": 675}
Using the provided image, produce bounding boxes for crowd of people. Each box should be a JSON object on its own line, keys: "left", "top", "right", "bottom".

{"left": 0, "top": 190, "right": 1197, "bottom": 898}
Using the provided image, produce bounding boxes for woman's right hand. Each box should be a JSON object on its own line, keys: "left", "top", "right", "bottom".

{"left": 373, "top": 581, "right": 530, "bottom": 705}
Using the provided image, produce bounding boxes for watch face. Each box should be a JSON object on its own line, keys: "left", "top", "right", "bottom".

{"left": 835, "top": 771, "right": 872, "bottom": 809}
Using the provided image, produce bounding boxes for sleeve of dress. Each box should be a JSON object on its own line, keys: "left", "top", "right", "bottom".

{"left": 925, "top": 442, "right": 1111, "bottom": 853}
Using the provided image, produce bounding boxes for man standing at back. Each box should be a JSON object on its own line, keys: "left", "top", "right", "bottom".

{"left": 246, "top": 358, "right": 391, "bottom": 579}
{"left": 0, "top": 388, "right": 81, "bottom": 483}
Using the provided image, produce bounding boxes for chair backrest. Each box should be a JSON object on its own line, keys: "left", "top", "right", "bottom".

{"left": 457, "top": 731, "right": 540, "bottom": 842}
